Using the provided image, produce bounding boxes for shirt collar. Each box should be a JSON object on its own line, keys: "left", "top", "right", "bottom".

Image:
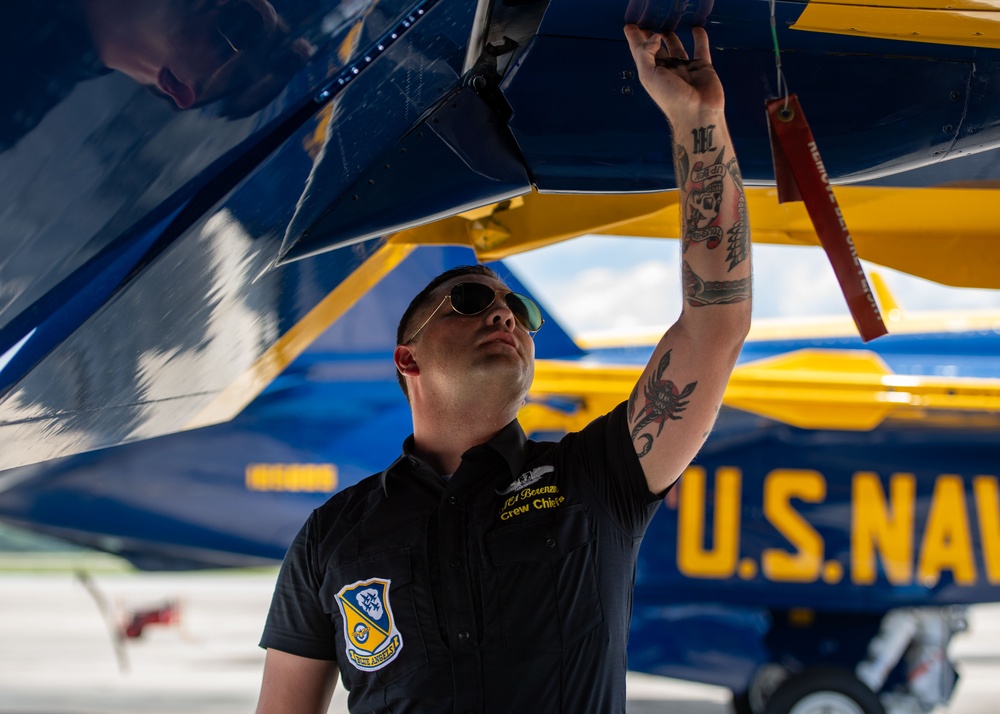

{"left": 477, "top": 417, "right": 528, "bottom": 483}
{"left": 380, "top": 420, "right": 527, "bottom": 497}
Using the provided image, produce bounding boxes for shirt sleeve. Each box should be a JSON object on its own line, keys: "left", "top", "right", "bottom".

{"left": 259, "top": 512, "right": 339, "bottom": 660}
{"left": 572, "top": 400, "right": 665, "bottom": 536}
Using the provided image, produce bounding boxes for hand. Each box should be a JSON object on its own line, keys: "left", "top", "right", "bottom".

{"left": 624, "top": 25, "right": 725, "bottom": 125}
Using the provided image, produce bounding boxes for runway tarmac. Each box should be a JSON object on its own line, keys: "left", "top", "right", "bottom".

{"left": 0, "top": 567, "right": 996, "bottom": 713}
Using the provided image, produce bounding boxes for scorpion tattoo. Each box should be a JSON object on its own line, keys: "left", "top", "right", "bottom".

{"left": 627, "top": 350, "right": 697, "bottom": 459}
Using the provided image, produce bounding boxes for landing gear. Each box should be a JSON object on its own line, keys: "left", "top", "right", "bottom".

{"left": 727, "top": 607, "right": 965, "bottom": 714}
{"left": 764, "top": 668, "right": 884, "bottom": 714}
{"left": 730, "top": 663, "right": 788, "bottom": 714}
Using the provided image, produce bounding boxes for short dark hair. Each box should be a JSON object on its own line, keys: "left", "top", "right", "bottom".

{"left": 395, "top": 264, "right": 503, "bottom": 397}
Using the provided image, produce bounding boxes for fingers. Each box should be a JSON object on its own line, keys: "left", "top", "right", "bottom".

{"left": 662, "top": 32, "right": 687, "bottom": 60}
{"left": 623, "top": 23, "right": 652, "bottom": 45}
{"left": 624, "top": 24, "right": 660, "bottom": 67}
{"left": 624, "top": 24, "right": 712, "bottom": 66}
{"left": 691, "top": 26, "right": 713, "bottom": 66}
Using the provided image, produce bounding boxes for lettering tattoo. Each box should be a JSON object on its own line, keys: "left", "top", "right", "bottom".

{"left": 683, "top": 150, "right": 726, "bottom": 250}
{"left": 627, "top": 350, "right": 697, "bottom": 459}
{"left": 682, "top": 260, "right": 751, "bottom": 307}
{"left": 691, "top": 125, "right": 716, "bottom": 154}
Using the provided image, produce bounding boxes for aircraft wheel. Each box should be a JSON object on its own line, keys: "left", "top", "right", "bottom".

{"left": 732, "top": 663, "right": 789, "bottom": 714}
{"left": 729, "top": 689, "right": 753, "bottom": 714}
{"left": 763, "top": 668, "right": 884, "bottom": 714}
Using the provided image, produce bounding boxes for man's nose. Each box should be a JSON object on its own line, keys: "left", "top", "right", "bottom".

{"left": 487, "top": 303, "right": 515, "bottom": 331}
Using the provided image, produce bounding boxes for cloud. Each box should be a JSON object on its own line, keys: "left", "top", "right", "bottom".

{"left": 506, "top": 236, "right": 1000, "bottom": 337}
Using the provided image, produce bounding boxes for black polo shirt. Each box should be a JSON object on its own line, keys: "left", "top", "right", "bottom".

{"left": 261, "top": 401, "right": 663, "bottom": 713}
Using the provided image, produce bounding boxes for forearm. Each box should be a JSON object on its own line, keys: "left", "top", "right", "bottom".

{"left": 670, "top": 109, "right": 752, "bottom": 340}
{"left": 623, "top": 25, "right": 752, "bottom": 492}
{"left": 255, "top": 649, "right": 338, "bottom": 714}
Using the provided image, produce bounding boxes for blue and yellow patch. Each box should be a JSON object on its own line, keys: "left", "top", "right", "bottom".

{"left": 336, "top": 578, "right": 403, "bottom": 671}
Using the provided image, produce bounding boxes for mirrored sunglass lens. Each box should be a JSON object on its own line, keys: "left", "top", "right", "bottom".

{"left": 506, "top": 293, "right": 542, "bottom": 331}
{"left": 451, "top": 283, "right": 495, "bottom": 315}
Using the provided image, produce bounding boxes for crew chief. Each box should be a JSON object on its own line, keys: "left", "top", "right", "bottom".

{"left": 255, "top": 24, "right": 753, "bottom": 713}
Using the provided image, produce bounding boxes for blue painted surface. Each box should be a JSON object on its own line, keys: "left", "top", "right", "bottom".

{"left": 0, "top": 246, "right": 583, "bottom": 567}
{"left": 505, "top": 0, "right": 1000, "bottom": 190}
{"left": 0, "top": 0, "right": 473, "bottom": 469}
{"left": 588, "top": 328, "right": 1000, "bottom": 379}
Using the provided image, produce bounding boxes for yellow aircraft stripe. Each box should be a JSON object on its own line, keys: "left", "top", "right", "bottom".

{"left": 522, "top": 350, "right": 1000, "bottom": 434}
{"left": 392, "top": 188, "right": 1000, "bottom": 290}
{"left": 599, "top": 187, "right": 1000, "bottom": 290}
{"left": 792, "top": 1, "right": 1000, "bottom": 49}
{"left": 185, "top": 242, "right": 414, "bottom": 431}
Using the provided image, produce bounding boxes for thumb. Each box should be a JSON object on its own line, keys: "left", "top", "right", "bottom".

{"left": 624, "top": 24, "right": 661, "bottom": 69}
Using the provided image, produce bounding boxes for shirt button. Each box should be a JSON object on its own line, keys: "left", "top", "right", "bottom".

{"left": 448, "top": 496, "right": 457, "bottom": 505}
{"left": 545, "top": 538, "right": 556, "bottom": 549}
{"left": 450, "top": 559, "right": 461, "bottom": 569}
{"left": 458, "top": 631, "right": 470, "bottom": 642}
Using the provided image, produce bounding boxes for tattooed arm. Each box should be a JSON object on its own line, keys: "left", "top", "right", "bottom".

{"left": 624, "top": 25, "right": 752, "bottom": 495}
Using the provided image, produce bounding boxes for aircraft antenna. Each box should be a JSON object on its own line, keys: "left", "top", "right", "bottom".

{"left": 769, "top": 0, "right": 790, "bottom": 110}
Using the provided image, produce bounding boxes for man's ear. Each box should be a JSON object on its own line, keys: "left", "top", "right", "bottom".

{"left": 394, "top": 344, "right": 419, "bottom": 377}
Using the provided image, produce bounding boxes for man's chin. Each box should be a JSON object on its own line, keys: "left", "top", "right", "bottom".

{"left": 469, "top": 361, "right": 531, "bottom": 397}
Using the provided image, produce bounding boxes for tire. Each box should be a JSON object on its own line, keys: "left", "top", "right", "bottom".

{"left": 763, "top": 667, "right": 885, "bottom": 714}
{"left": 729, "top": 689, "right": 753, "bottom": 714}
{"left": 732, "top": 663, "right": 790, "bottom": 714}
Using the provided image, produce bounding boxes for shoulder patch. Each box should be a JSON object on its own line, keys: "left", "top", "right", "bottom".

{"left": 496, "top": 465, "right": 555, "bottom": 495}
{"left": 336, "top": 577, "right": 403, "bottom": 671}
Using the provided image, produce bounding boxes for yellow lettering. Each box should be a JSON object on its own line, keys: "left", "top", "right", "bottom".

{"left": 244, "top": 464, "right": 338, "bottom": 492}
{"left": 319, "top": 465, "right": 336, "bottom": 491}
{"left": 245, "top": 466, "right": 261, "bottom": 490}
{"left": 287, "top": 466, "right": 303, "bottom": 491}
{"left": 918, "top": 475, "right": 976, "bottom": 586}
{"left": 677, "top": 466, "right": 741, "bottom": 579}
{"left": 851, "top": 472, "right": 914, "bottom": 585}
{"left": 762, "top": 470, "right": 825, "bottom": 583}
{"left": 266, "top": 466, "right": 283, "bottom": 490}
{"left": 500, "top": 504, "right": 531, "bottom": 520}
{"left": 975, "top": 476, "right": 1000, "bottom": 584}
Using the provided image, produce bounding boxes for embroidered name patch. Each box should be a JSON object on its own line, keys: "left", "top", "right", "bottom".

{"left": 496, "top": 465, "right": 554, "bottom": 495}
{"left": 336, "top": 578, "right": 403, "bottom": 671}
{"left": 497, "top": 466, "right": 565, "bottom": 521}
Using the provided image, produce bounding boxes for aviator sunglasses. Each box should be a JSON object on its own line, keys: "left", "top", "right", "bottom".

{"left": 405, "top": 282, "right": 545, "bottom": 343}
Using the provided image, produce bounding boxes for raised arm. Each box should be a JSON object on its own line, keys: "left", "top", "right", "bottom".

{"left": 255, "top": 648, "right": 339, "bottom": 714}
{"left": 623, "top": 25, "right": 752, "bottom": 495}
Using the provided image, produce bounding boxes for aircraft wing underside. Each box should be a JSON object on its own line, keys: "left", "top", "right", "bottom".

{"left": 3, "top": 0, "right": 1000, "bottom": 472}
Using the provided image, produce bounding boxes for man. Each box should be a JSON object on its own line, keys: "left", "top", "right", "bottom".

{"left": 256, "top": 24, "right": 751, "bottom": 713}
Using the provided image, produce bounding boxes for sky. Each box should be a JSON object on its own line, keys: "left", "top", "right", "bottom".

{"left": 505, "top": 236, "right": 1000, "bottom": 339}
